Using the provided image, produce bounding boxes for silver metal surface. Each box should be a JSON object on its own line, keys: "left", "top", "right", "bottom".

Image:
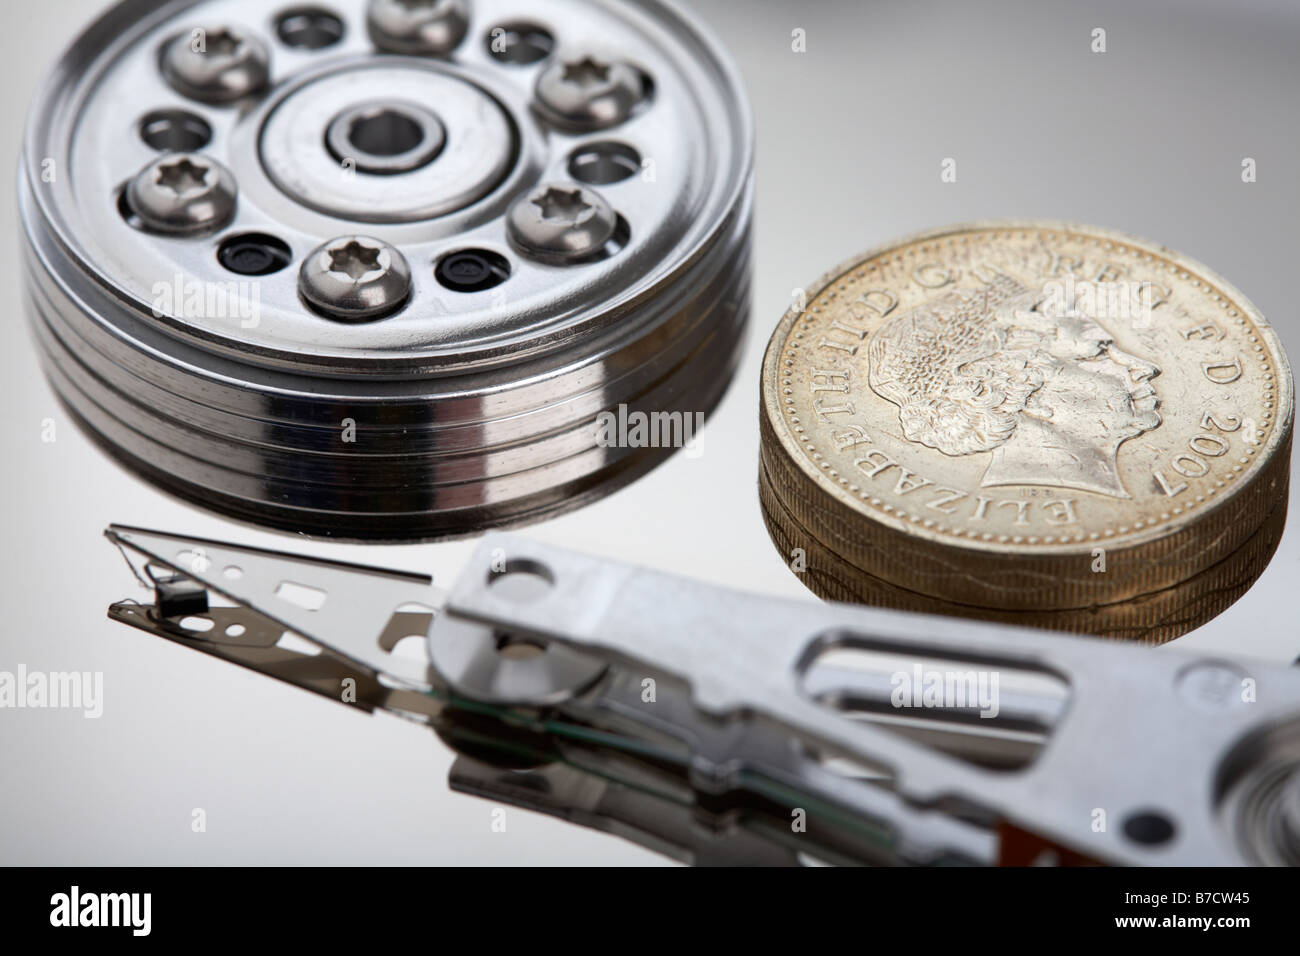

{"left": 160, "top": 23, "right": 270, "bottom": 102}
{"left": 506, "top": 183, "right": 618, "bottom": 263}
{"left": 125, "top": 151, "right": 238, "bottom": 234}
{"left": 298, "top": 235, "right": 413, "bottom": 321}
{"left": 10, "top": 0, "right": 1300, "bottom": 869}
{"left": 20, "top": 0, "right": 754, "bottom": 539}
{"left": 102, "top": 523, "right": 1300, "bottom": 865}
{"left": 439, "top": 533, "right": 1300, "bottom": 865}
{"left": 107, "top": 526, "right": 441, "bottom": 688}
{"left": 323, "top": 99, "right": 447, "bottom": 175}
{"left": 366, "top": 0, "right": 469, "bottom": 57}
{"left": 533, "top": 54, "right": 647, "bottom": 131}
{"left": 258, "top": 60, "right": 516, "bottom": 224}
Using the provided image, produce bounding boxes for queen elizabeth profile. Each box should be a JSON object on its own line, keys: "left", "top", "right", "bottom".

{"left": 866, "top": 271, "right": 1161, "bottom": 499}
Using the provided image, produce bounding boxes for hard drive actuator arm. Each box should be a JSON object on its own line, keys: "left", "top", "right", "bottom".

{"left": 104, "top": 525, "right": 1300, "bottom": 866}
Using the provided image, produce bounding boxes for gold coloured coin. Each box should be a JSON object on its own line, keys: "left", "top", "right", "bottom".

{"left": 760, "top": 453, "right": 1287, "bottom": 643}
{"left": 760, "top": 221, "right": 1292, "bottom": 627}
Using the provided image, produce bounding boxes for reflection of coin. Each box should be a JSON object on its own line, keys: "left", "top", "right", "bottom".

{"left": 760, "top": 222, "right": 1292, "bottom": 637}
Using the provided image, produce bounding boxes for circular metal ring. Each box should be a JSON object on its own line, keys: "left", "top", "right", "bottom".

{"left": 260, "top": 62, "right": 513, "bottom": 223}
{"left": 323, "top": 99, "right": 447, "bottom": 175}
{"left": 1218, "top": 719, "right": 1300, "bottom": 865}
{"left": 20, "top": 0, "right": 754, "bottom": 541}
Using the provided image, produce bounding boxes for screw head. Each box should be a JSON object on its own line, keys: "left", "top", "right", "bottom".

{"left": 367, "top": 0, "right": 469, "bottom": 56}
{"left": 507, "top": 184, "right": 617, "bottom": 264}
{"left": 534, "top": 55, "right": 646, "bottom": 131}
{"left": 299, "top": 236, "right": 412, "bottom": 321}
{"left": 126, "top": 153, "right": 238, "bottom": 235}
{"left": 161, "top": 26, "right": 270, "bottom": 104}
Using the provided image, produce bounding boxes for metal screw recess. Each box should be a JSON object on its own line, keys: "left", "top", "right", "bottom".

{"left": 161, "top": 25, "right": 270, "bottom": 104}
{"left": 507, "top": 184, "right": 617, "bottom": 264}
{"left": 534, "top": 55, "right": 646, "bottom": 131}
{"left": 367, "top": 0, "right": 469, "bottom": 56}
{"left": 126, "top": 153, "right": 238, "bottom": 235}
{"left": 325, "top": 100, "right": 447, "bottom": 175}
{"left": 298, "top": 236, "right": 412, "bottom": 321}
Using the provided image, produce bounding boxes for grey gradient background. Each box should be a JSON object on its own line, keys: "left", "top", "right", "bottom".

{"left": 2, "top": 0, "right": 1298, "bottom": 864}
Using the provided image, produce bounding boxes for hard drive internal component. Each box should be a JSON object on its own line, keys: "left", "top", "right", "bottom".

{"left": 105, "top": 525, "right": 1300, "bottom": 865}
{"left": 759, "top": 222, "right": 1293, "bottom": 641}
{"left": 20, "top": 0, "right": 752, "bottom": 538}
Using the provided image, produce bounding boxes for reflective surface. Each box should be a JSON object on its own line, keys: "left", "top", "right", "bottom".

{"left": 3, "top": 0, "right": 1300, "bottom": 864}
{"left": 21, "top": 0, "right": 753, "bottom": 538}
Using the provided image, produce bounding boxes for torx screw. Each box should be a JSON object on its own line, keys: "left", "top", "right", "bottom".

{"left": 367, "top": 0, "right": 469, "bottom": 56}
{"left": 298, "top": 236, "right": 412, "bottom": 321}
{"left": 506, "top": 184, "right": 617, "bottom": 264}
{"left": 533, "top": 55, "right": 646, "bottom": 131}
{"left": 161, "top": 26, "right": 270, "bottom": 104}
{"left": 126, "top": 153, "right": 238, "bottom": 235}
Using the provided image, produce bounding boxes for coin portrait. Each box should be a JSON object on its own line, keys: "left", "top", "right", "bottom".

{"left": 760, "top": 221, "right": 1293, "bottom": 620}
{"left": 867, "top": 273, "right": 1163, "bottom": 498}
